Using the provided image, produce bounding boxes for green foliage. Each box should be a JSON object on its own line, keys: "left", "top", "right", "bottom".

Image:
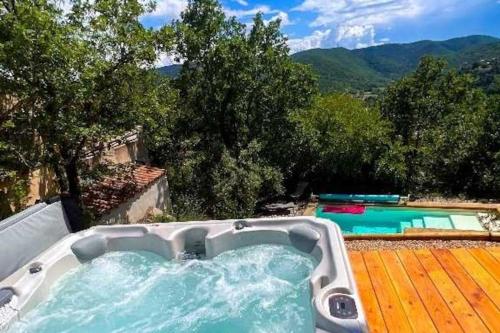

{"left": 292, "top": 93, "right": 393, "bottom": 191}
{"left": 170, "top": 194, "right": 209, "bottom": 222}
{"left": 462, "top": 94, "right": 500, "bottom": 197}
{"left": 2, "top": 0, "right": 498, "bottom": 223}
{"left": 292, "top": 35, "right": 500, "bottom": 92}
{"left": 0, "top": 172, "right": 29, "bottom": 219}
{"left": 379, "top": 56, "right": 492, "bottom": 195}
{"left": 155, "top": 26, "right": 500, "bottom": 201}
{"left": 292, "top": 48, "right": 389, "bottom": 92}
{"left": 211, "top": 142, "right": 283, "bottom": 219}
{"left": 146, "top": 0, "right": 316, "bottom": 218}
{"left": 151, "top": 213, "right": 177, "bottom": 223}
{"left": 0, "top": 0, "right": 173, "bottom": 203}
{"left": 374, "top": 139, "right": 408, "bottom": 189}
{"left": 461, "top": 55, "right": 500, "bottom": 94}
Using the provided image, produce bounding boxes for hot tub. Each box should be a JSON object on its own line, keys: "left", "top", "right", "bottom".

{"left": 0, "top": 217, "right": 367, "bottom": 333}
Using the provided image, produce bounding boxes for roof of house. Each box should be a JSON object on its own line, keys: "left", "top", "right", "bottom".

{"left": 81, "top": 128, "right": 142, "bottom": 160}
{"left": 82, "top": 164, "right": 165, "bottom": 216}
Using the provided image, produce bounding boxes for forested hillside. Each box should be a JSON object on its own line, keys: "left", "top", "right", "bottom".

{"left": 159, "top": 35, "right": 499, "bottom": 92}
{"left": 157, "top": 64, "right": 181, "bottom": 78}
{"left": 292, "top": 35, "right": 500, "bottom": 91}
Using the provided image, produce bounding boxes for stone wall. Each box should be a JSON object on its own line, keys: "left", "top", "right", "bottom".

{"left": 98, "top": 175, "right": 171, "bottom": 225}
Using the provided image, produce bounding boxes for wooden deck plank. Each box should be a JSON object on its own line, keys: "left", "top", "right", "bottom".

{"left": 486, "top": 246, "right": 500, "bottom": 262}
{"left": 350, "top": 247, "right": 500, "bottom": 333}
{"left": 467, "top": 248, "right": 500, "bottom": 283}
{"left": 431, "top": 249, "right": 500, "bottom": 333}
{"left": 348, "top": 252, "right": 388, "bottom": 333}
{"left": 396, "top": 249, "right": 464, "bottom": 332}
{"left": 405, "top": 201, "right": 500, "bottom": 210}
{"left": 450, "top": 248, "right": 500, "bottom": 308}
{"left": 414, "top": 249, "right": 489, "bottom": 333}
{"left": 379, "top": 250, "right": 437, "bottom": 333}
{"left": 362, "top": 251, "right": 413, "bottom": 333}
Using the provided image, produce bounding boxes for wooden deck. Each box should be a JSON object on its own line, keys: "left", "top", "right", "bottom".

{"left": 405, "top": 201, "right": 500, "bottom": 211}
{"left": 349, "top": 247, "right": 500, "bottom": 333}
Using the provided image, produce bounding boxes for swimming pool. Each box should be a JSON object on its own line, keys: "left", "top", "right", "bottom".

{"left": 316, "top": 205, "right": 484, "bottom": 235}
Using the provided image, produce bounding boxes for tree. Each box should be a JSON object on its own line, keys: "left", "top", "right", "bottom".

{"left": 292, "top": 93, "right": 393, "bottom": 192}
{"left": 148, "top": 0, "right": 316, "bottom": 218}
{"left": 0, "top": 94, "right": 32, "bottom": 215}
{"left": 461, "top": 57, "right": 500, "bottom": 95}
{"left": 379, "top": 56, "right": 489, "bottom": 193}
{"left": 458, "top": 94, "right": 500, "bottom": 197}
{"left": 0, "top": 0, "right": 172, "bottom": 204}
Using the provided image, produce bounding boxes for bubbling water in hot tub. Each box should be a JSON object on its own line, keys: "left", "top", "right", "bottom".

{"left": 7, "top": 244, "right": 317, "bottom": 333}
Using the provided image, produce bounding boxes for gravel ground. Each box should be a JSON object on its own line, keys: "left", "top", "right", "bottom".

{"left": 411, "top": 196, "right": 499, "bottom": 203}
{"left": 345, "top": 239, "right": 499, "bottom": 251}
{"left": 478, "top": 212, "right": 500, "bottom": 232}
{"left": 256, "top": 201, "right": 309, "bottom": 218}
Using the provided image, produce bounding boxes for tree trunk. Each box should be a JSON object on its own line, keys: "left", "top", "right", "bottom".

{"left": 64, "top": 160, "right": 82, "bottom": 205}
{"left": 52, "top": 162, "right": 68, "bottom": 194}
{"left": 405, "top": 152, "right": 415, "bottom": 191}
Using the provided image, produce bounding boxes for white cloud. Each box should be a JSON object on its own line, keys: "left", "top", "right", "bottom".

{"left": 224, "top": 5, "right": 278, "bottom": 18}
{"left": 234, "top": 0, "right": 248, "bottom": 6}
{"left": 294, "top": 0, "right": 423, "bottom": 27}
{"left": 289, "top": 0, "right": 488, "bottom": 51}
{"left": 267, "top": 11, "right": 294, "bottom": 26}
{"left": 57, "top": 0, "right": 73, "bottom": 15}
{"left": 287, "top": 24, "right": 387, "bottom": 53}
{"left": 288, "top": 29, "right": 332, "bottom": 53}
{"left": 145, "top": 0, "right": 275, "bottom": 22}
{"left": 156, "top": 53, "right": 180, "bottom": 67}
{"left": 289, "top": 0, "right": 424, "bottom": 50}
{"left": 145, "top": 0, "right": 187, "bottom": 19}
{"left": 335, "top": 24, "right": 379, "bottom": 49}
{"left": 225, "top": 5, "right": 294, "bottom": 28}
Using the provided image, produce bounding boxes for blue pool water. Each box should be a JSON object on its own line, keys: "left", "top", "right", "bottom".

{"left": 7, "top": 245, "right": 317, "bottom": 333}
{"left": 316, "top": 205, "right": 483, "bottom": 235}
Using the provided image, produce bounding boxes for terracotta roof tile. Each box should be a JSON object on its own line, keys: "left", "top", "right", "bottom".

{"left": 82, "top": 164, "right": 166, "bottom": 216}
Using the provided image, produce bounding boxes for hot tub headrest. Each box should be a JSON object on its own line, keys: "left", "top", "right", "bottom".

{"left": 0, "top": 203, "right": 47, "bottom": 232}
{"left": 0, "top": 201, "right": 71, "bottom": 281}
{"left": 289, "top": 225, "right": 320, "bottom": 253}
{"left": 71, "top": 234, "right": 108, "bottom": 261}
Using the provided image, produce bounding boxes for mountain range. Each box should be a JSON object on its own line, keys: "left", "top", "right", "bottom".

{"left": 158, "top": 35, "right": 500, "bottom": 92}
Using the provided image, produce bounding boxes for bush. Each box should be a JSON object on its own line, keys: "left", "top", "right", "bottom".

{"left": 379, "top": 56, "right": 492, "bottom": 195}
{"left": 171, "top": 194, "right": 209, "bottom": 222}
{"left": 292, "top": 93, "right": 394, "bottom": 191}
{"left": 211, "top": 143, "right": 283, "bottom": 219}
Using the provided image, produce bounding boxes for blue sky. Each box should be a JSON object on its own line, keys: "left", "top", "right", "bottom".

{"left": 141, "top": 0, "right": 500, "bottom": 62}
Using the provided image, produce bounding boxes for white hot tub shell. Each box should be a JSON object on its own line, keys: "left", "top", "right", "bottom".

{"left": 0, "top": 217, "right": 367, "bottom": 333}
